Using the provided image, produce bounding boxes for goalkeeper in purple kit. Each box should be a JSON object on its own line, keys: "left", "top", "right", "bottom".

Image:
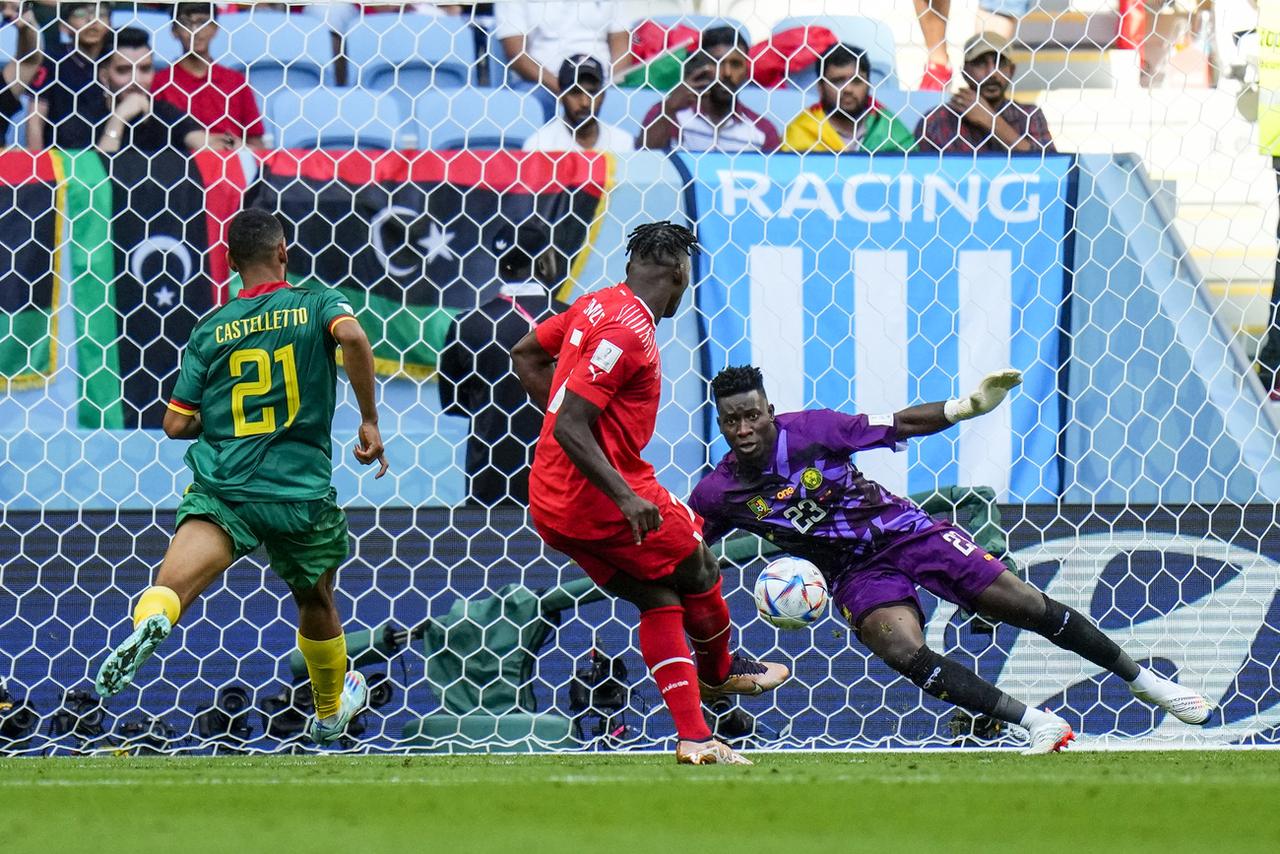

{"left": 689, "top": 365, "right": 1211, "bottom": 753}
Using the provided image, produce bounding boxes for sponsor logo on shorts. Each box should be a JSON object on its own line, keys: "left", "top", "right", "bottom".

{"left": 801, "top": 467, "right": 823, "bottom": 490}
{"left": 747, "top": 496, "right": 770, "bottom": 518}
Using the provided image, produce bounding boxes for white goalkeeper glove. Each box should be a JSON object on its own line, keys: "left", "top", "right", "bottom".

{"left": 943, "top": 369, "right": 1023, "bottom": 424}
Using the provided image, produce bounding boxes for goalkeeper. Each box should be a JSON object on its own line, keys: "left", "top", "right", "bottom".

{"left": 94, "top": 209, "right": 389, "bottom": 745}
{"left": 689, "top": 365, "right": 1212, "bottom": 753}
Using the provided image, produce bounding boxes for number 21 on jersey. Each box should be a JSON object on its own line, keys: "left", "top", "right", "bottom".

{"left": 230, "top": 344, "right": 300, "bottom": 437}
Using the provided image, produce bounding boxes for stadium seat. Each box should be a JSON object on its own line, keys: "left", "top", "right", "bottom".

{"left": 643, "top": 14, "right": 751, "bottom": 41}
{"left": 345, "top": 13, "right": 475, "bottom": 102}
{"left": 595, "top": 88, "right": 663, "bottom": 138}
{"left": 265, "top": 87, "right": 413, "bottom": 150}
{"left": 211, "top": 11, "right": 333, "bottom": 95}
{"left": 411, "top": 87, "right": 543, "bottom": 149}
{"left": 771, "top": 15, "right": 899, "bottom": 90}
{"left": 874, "top": 89, "right": 947, "bottom": 136}
{"left": 736, "top": 85, "right": 811, "bottom": 137}
{"left": 111, "top": 9, "right": 184, "bottom": 66}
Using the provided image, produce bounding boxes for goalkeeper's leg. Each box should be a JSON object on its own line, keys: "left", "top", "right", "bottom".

{"left": 973, "top": 571, "right": 1212, "bottom": 725}
{"left": 859, "top": 604, "right": 1075, "bottom": 754}
{"left": 95, "top": 518, "right": 234, "bottom": 698}
{"left": 291, "top": 570, "right": 366, "bottom": 745}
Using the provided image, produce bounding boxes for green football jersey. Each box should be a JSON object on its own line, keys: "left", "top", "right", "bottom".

{"left": 169, "top": 280, "right": 357, "bottom": 502}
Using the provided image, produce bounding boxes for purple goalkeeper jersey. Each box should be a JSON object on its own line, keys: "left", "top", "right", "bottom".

{"left": 688, "top": 410, "right": 936, "bottom": 578}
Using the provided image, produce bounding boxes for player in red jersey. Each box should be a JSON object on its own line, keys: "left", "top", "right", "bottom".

{"left": 512, "top": 222, "right": 788, "bottom": 765}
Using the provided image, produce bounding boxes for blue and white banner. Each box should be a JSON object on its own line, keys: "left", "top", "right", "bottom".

{"left": 685, "top": 153, "right": 1074, "bottom": 502}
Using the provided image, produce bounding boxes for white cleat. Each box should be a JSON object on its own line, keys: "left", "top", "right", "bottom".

{"left": 1021, "top": 710, "right": 1075, "bottom": 755}
{"left": 307, "top": 671, "right": 368, "bottom": 746}
{"left": 675, "top": 738, "right": 753, "bottom": 766}
{"left": 1130, "top": 677, "right": 1212, "bottom": 725}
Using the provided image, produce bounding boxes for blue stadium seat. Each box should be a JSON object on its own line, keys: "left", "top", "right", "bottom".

{"left": 736, "top": 86, "right": 811, "bottom": 138}
{"left": 643, "top": 14, "right": 751, "bottom": 41}
{"left": 411, "top": 87, "right": 543, "bottom": 149}
{"left": 111, "top": 9, "right": 184, "bottom": 66}
{"left": 345, "top": 14, "right": 475, "bottom": 100}
{"left": 266, "top": 87, "right": 413, "bottom": 150}
{"left": 874, "top": 89, "right": 947, "bottom": 136}
{"left": 211, "top": 11, "right": 332, "bottom": 95}
{"left": 772, "top": 16, "right": 899, "bottom": 90}
{"left": 595, "top": 88, "right": 662, "bottom": 138}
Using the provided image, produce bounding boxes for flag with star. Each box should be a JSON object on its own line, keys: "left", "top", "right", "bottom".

{"left": 247, "top": 150, "right": 610, "bottom": 377}
{"left": 64, "top": 148, "right": 218, "bottom": 428}
{"left": 0, "top": 151, "right": 62, "bottom": 390}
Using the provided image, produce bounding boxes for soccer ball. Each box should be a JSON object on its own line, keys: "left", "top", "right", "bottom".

{"left": 753, "top": 557, "right": 829, "bottom": 629}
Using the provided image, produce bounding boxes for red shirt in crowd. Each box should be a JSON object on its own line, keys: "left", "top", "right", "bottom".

{"left": 152, "top": 62, "right": 265, "bottom": 140}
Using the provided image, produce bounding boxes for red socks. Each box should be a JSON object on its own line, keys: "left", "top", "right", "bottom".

{"left": 682, "top": 578, "right": 733, "bottom": 685}
{"left": 638, "top": 605, "right": 712, "bottom": 742}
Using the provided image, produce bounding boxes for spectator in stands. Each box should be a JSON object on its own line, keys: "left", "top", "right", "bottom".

{"left": 495, "top": 0, "right": 631, "bottom": 93}
{"left": 914, "top": 0, "right": 1028, "bottom": 90}
{"left": 94, "top": 27, "right": 205, "bottom": 154}
{"left": 915, "top": 32, "right": 1055, "bottom": 155}
{"left": 0, "top": 3, "right": 40, "bottom": 146}
{"left": 438, "top": 222, "right": 568, "bottom": 505}
{"left": 152, "top": 3, "right": 264, "bottom": 150}
{"left": 782, "top": 43, "right": 915, "bottom": 154}
{"left": 638, "top": 27, "right": 779, "bottom": 153}
{"left": 523, "top": 54, "right": 633, "bottom": 153}
{"left": 26, "top": 1, "right": 112, "bottom": 150}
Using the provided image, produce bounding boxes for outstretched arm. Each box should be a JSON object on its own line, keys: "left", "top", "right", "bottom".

{"left": 511, "top": 328, "right": 556, "bottom": 411}
{"left": 895, "top": 369, "right": 1023, "bottom": 439}
{"left": 553, "top": 390, "right": 662, "bottom": 545}
{"left": 333, "top": 318, "right": 388, "bottom": 478}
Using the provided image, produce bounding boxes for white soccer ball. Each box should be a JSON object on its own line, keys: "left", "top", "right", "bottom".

{"left": 753, "top": 557, "right": 829, "bottom": 629}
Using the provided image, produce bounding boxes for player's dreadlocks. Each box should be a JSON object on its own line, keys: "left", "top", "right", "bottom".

{"left": 625, "top": 221, "right": 699, "bottom": 266}
{"left": 711, "top": 365, "right": 766, "bottom": 401}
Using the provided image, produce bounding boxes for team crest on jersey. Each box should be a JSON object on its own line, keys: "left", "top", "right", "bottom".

{"left": 801, "top": 467, "right": 823, "bottom": 490}
{"left": 747, "top": 496, "right": 770, "bottom": 518}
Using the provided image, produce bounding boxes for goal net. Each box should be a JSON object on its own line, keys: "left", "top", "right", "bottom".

{"left": 2, "top": 0, "right": 1279, "bottom": 754}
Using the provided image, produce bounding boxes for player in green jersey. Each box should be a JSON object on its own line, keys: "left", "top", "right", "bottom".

{"left": 94, "top": 209, "right": 389, "bottom": 745}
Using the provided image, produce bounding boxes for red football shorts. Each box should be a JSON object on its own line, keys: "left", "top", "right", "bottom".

{"left": 534, "top": 490, "right": 705, "bottom": 586}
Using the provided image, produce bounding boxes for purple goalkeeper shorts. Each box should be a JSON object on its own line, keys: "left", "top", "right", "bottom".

{"left": 831, "top": 522, "right": 1006, "bottom": 632}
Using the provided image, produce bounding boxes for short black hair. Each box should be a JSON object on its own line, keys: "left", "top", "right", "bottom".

{"left": 711, "top": 365, "right": 766, "bottom": 401}
{"left": 701, "top": 26, "right": 749, "bottom": 54}
{"left": 104, "top": 26, "right": 151, "bottom": 57}
{"left": 625, "top": 221, "right": 698, "bottom": 266}
{"left": 175, "top": 3, "right": 217, "bottom": 22}
{"left": 820, "top": 42, "right": 870, "bottom": 79}
{"left": 227, "top": 209, "right": 285, "bottom": 267}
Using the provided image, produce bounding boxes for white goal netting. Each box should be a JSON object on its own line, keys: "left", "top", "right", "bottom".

{"left": 2, "top": 0, "right": 1280, "bottom": 755}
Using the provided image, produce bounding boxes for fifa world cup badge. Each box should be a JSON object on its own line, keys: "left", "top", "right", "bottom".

{"left": 801, "top": 467, "right": 823, "bottom": 490}
{"left": 747, "top": 496, "right": 770, "bottom": 518}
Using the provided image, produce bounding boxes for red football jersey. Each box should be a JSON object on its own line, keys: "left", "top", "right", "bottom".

{"left": 529, "top": 283, "right": 664, "bottom": 537}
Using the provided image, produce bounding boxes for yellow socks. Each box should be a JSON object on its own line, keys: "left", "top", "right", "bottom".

{"left": 132, "top": 586, "right": 181, "bottom": 629}
{"left": 297, "top": 632, "right": 347, "bottom": 719}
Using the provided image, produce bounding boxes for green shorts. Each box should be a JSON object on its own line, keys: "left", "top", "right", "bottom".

{"left": 175, "top": 483, "right": 350, "bottom": 590}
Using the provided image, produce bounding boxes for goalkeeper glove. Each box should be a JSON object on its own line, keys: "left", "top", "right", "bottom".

{"left": 943, "top": 369, "right": 1023, "bottom": 424}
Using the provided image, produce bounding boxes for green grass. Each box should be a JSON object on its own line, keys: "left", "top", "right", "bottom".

{"left": 2, "top": 751, "right": 1277, "bottom": 853}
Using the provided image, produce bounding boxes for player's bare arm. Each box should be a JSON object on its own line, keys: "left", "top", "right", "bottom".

{"left": 333, "top": 314, "right": 388, "bottom": 478}
{"left": 162, "top": 408, "right": 203, "bottom": 440}
{"left": 894, "top": 368, "right": 1023, "bottom": 439}
{"left": 511, "top": 328, "right": 556, "bottom": 411}
{"left": 553, "top": 389, "right": 662, "bottom": 545}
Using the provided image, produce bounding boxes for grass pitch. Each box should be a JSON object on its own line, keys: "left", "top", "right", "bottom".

{"left": 2, "top": 750, "right": 1276, "bottom": 853}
